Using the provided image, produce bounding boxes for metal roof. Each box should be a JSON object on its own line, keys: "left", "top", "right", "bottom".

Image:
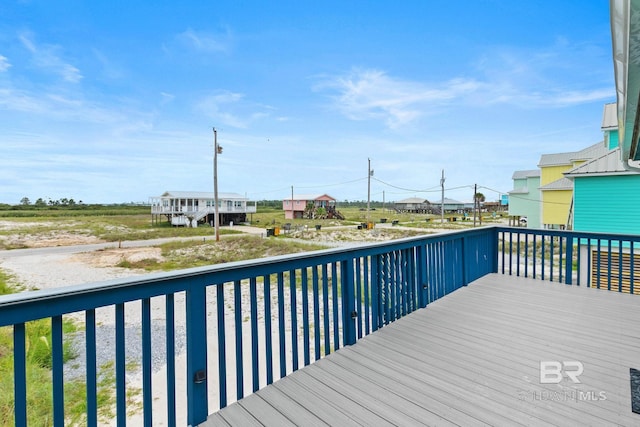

{"left": 565, "top": 147, "right": 638, "bottom": 177}
{"left": 511, "top": 170, "right": 540, "bottom": 180}
{"left": 157, "top": 191, "right": 249, "bottom": 200}
{"left": 395, "top": 197, "right": 429, "bottom": 204}
{"left": 539, "top": 177, "right": 573, "bottom": 191}
{"left": 538, "top": 141, "right": 607, "bottom": 167}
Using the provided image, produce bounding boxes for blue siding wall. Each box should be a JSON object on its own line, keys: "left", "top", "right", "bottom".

{"left": 574, "top": 174, "right": 640, "bottom": 234}
{"left": 608, "top": 130, "right": 619, "bottom": 149}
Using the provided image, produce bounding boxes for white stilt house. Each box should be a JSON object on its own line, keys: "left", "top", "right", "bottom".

{"left": 150, "top": 191, "right": 257, "bottom": 227}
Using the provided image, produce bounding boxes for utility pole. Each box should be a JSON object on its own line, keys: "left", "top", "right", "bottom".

{"left": 383, "top": 190, "right": 385, "bottom": 212}
{"left": 213, "top": 127, "right": 221, "bottom": 241}
{"left": 440, "top": 169, "right": 445, "bottom": 223}
{"left": 473, "top": 183, "right": 477, "bottom": 227}
{"left": 367, "top": 158, "right": 373, "bottom": 221}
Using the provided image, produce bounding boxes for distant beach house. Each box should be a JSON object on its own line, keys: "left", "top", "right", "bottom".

{"left": 538, "top": 142, "right": 608, "bottom": 229}
{"left": 150, "top": 191, "right": 256, "bottom": 227}
{"left": 393, "top": 197, "right": 431, "bottom": 213}
{"left": 283, "top": 194, "right": 336, "bottom": 219}
{"left": 432, "top": 198, "right": 467, "bottom": 213}
{"left": 508, "top": 170, "right": 541, "bottom": 228}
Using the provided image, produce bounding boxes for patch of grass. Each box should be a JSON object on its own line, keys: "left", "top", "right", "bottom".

{"left": 118, "top": 235, "right": 329, "bottom": 271}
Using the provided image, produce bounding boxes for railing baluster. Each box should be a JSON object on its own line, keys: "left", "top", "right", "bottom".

{"left": 509, "top": 232, "right": 513, "bottom": 276}
{"left": 533, "top": 235, "right": 537, "bottom": 279}
{"left": 86, "top": 309, "right": 98, "bottom": 427}
{"left": 331, "top": 262, "right": 340, "bottom": 350}
{"left": 233, "top": 280, "right": 244, "bottom": 399}
{"left": 524, "top": 233, "right": 529, "bottom": 278}
{"left": 516, "top": 232, "right": 521, "bottom": 277}
{"left": 564, "top": 236, "right": 573, "bottom": 285}
{"left": 364, "top": 256, "right": 371, "bottom": 333}
{"left": 263, "top": 275, "right": 274, "bottom": 385}
{"left": 52, "top": 315, "right": 64, "bottom": 427}
{"left": 301, "top": 267, "right": 310, "bottom": 366}
{"left": 540, "top": 235, "right": 553, "bottom": 280}
{"left": 142, "top": 298, "right": 152, "bottom": 427}
{"left": 277, "top": 272, "right": 286, "bottom": 378}
{"left": 289, "top": 270, "right": 298, "bottom": 371}
{"left": 322, "top": 264, "right": 331, "bottom": 354}
{"left": 631, "top": 242, "right": 635, "bottom": 294}
{"left": 115, "top": 303, "right": 126, "bottom": 426}
{"left": 596, "top": 240, "right": 602, "bottom": 289}
{"left": 618, "top": 240, "right": 623, "bottom": 293}
{"left": 355, "top": 257, "right": 363, "bottom": 338}
{"left": 312, "top": 266, "right": 321, "bottom": 361}
{"left": 13, "top": 322, "right": 27, "bottom": 427}
{"left": 249, "top": 278, "right": 259, "bottom": 392}
{"left": 216, "top": 284, "right": 227, "bottom": 409}
{"left": 559, "top": 236, "right": 565, "bottom": 284}
{"left": 390, "top": 251, "right": 397, "bottom": 321}
{"left": 370, "top": 255, "right": 380, "bottom": 331}
{"left": 607, "top": 240, "right": 612, "bottom": 290}
{"left": 166, "top": 294, "right": 176, "bottom": 427}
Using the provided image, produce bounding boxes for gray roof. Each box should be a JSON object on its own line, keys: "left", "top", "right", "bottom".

{"left": 565, "top": 147, "right": 637, "bottom": 177}
{"left": 511, "top": 170, "right": 540, "bottom": 180}
{"left": 601, "top": 102, "right": 618, "bottom": 130}
{"left": 508, "top": 188, "right": 530, "bottom": 195}
{"left": 538, "top": 142, "right": 606, "bottom": 167}
{"left": 395, "top": 197, "right": 428, "bottom": 204}
{"left": 539, "top": 177, "right": 573, "bottom": 191}
{"left": 158, "top": 191, "right": 248, "bottom": 200}
{"left": 432, "top": 198, "right": 464, "bottom": 205}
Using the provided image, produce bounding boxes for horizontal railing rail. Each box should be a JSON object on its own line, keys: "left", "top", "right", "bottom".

{"left": 0, "top": 227, "right": 496, "bottom": 427}
{"left": 497, "top": 226, "right": 640, "bottom": 293}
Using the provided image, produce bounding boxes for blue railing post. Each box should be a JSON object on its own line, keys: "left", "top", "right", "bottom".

{"left": 417, "top": 245, "right": 428, "bottom": 308}
{"left": 341, "top": 258, "right": 357, "bottom": 345}
{"left": 565, "top": 235, "right": 574, "bottom": 285}
{"left": 490, "top": 227, "right": 499, "bottom": 273}
{"left": 461, "top": 236, "right": 468, "bottom": 286}
{"left": 186, "top": 281, "right": 208, "bottom": 426}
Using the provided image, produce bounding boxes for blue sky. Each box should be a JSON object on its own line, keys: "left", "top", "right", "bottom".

{"left": 0, "top": 1, "right": 615, "bottom": 204}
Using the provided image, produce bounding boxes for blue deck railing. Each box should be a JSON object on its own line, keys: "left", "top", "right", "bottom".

{"left": 1, "top": 225, "right": 638, "bottom": 426}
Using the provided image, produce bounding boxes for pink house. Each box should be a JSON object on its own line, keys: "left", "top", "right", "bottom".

{"left": 282, "top": 194, "right": 336, "bottom": 219}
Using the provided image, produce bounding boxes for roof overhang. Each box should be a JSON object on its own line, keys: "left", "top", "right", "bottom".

{"left": 611, "top": 0, "right": 640, "bottom": 168}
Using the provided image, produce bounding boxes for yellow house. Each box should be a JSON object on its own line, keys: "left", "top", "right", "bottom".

{"left": 538, "top": 142, "right": 608, "bottom": 229}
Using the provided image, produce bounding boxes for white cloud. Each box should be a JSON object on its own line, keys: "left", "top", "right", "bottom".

{"left": 176, "top": 28, "right": 230, "bottom": 53}
{"left": 196, "top": 91, "right": 273, "bottom": 129}
{"left": 317, "top": 69, "right": 482, "bottom": 128}
{"left": 0, "top": 55, "right": 11, "bottom": 72}
{"left": 18, "top": 31, "right": 82, "bottom": 82}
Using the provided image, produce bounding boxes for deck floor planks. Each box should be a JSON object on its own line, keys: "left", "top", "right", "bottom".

{"left": 202, "top": 274, "right": 640, "bottom": 426}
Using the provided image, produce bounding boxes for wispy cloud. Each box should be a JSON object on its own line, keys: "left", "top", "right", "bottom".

{"left": 0, "top": 55, "right": 10, "bottom": 72}
{"left": 18, "top": 31, "right": 82, "bottom": 82}
{"left": 316, "top": 38, "right": 613, "bottom": 129}
{"left": 176, "top": 28, "right": 231, "bottom": 53}
{"left": 92, "top": 48, "right": 125, "bottom": 80}
{"left": 196, "top": 91, "right": 271, "bottom": 129}
{"left": 316, "top": 69, "right": 481, "bottom": 128}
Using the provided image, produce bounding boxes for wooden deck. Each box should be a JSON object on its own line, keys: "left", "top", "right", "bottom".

{"left": 202, "top": 274, "right": 640, "bottom": 426}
